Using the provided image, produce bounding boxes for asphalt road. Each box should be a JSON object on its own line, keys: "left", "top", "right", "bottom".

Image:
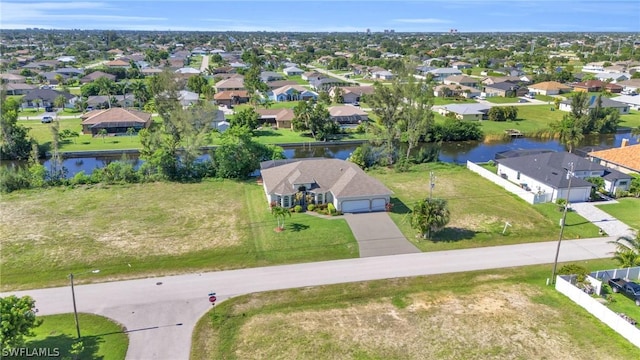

{"left": 2, "top": 236, "right": 615, "bottom": 359}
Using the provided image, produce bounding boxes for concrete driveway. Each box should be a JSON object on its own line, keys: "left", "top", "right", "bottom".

{"left": 571, "top": 201, "right": 635, "bottom": 238}
{"left": 344, "top": 212, "right": 421, "bottom": 257}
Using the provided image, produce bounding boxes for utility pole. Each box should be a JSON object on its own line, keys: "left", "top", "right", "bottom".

{"left": 429, "top": 171, "right": 436, "bottom": 200}
{"left": 69, "top": 273, "right": 81, "bottom": 339}
{"left": 551, "top": 162, "right": 574, "bottom": 285}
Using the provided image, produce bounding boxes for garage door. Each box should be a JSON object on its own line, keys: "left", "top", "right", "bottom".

{"left": 341, "top": 200, "right": 371, "bottom": 213}
{"left": 371, "top": 198, "right": 386, "bottom": 212}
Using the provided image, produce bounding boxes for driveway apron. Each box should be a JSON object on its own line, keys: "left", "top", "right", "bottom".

{"left": 345, "top": 212, "right": 421, "bottom": 257}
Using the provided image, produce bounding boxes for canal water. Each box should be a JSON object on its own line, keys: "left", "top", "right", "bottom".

{"left": 1, "top": 132, "right": 637, "bottom": 177}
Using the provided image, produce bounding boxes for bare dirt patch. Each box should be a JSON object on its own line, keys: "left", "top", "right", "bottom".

{"left": 233, "top": 284, "right": 619, "bottom": 360}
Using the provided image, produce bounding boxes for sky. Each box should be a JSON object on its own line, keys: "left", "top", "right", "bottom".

{"left": 0, "top": 0, "right": 639, "bottom": 32}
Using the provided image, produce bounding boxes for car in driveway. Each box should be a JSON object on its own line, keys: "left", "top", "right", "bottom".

{"left": 41, "top": 116, "right": 54, "bottom": 123}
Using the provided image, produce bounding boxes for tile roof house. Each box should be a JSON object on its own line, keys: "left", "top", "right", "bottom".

{"left": 496, "top": 152, "right": 631, "bottom": 203}
{"left": 483, "top": 82, "right": 529, "bottom": 97}
{"left": 105, "top": 59, "right": 130, "bottom": 68}
{"left": 528, "top": 81, "right": 572, "bottom": 96}
{"left": 588, "top": 143, "right": 640, "bottom": 175}
{"left": 573, "top": 80, "right": 623, "bottom": 93}
{"left": 81, "top": 108, "right": 152, "bottom": 135}
{"left": 559, "top": 96, "right": 630, "bottom": 115}
{"left": 213, "top": 90, "right": 250, "bottom": 107}
{"left": 214, "top": 78, "right": 245, "bottom": 92}
{"left": 268, "top": 85, "right": 318, "bottom": 102}
{"left": 3, "top": 83, "right": 37, "bottom": 95}
{"left": 443, "top": 75, "right": 478, "bottom": 88}
{"left": 80, "top": 71, "right": 117, "bottom": 84}
{"left": 260, "top": 158, "right": 392, "bottom": 213}
{"left": 328, "top": 105, "right": 369, "bottom": 124}
{"left": 22, "top": 89, "right": 77, "bottom": 109}
{"left": 283, "top": 66, "right": 304, "bottom": 76}
{"left": 256, "top": 108, "right": 295, "bottom": 129}
{"left": 329, "top": 86, "right": 375, "bottom": 104}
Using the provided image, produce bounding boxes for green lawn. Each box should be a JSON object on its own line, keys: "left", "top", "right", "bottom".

{"left": 22, "top": 313, "right": 128, "bottom": 360}
{"left": 0, "top": 180, "right": 357, "bottom": 290}
{"left": 18, "top": 108, "right": 46, "bottom": 118}
{"left": 286, "top": 75, "right": 309, "bottom": 85}
{"left": 620, "top": 110, "right": 640, "bottom": 129}
{"left": 485, "top": 97, "right": 521, "bottom": 104}
{"left": 534, "top": 94, "right": 556, "bottom": 102}
{"left": 370, "top": 163, "right": 600, "bottom": 251}
{"left": 191, "top": 259, "right": 640, "bottom": 360}
{"left": 432, "top": 97, "right": 477, "bottom": 105}
{"left": 596, "top": 198, "right": 640, "bottom": 231}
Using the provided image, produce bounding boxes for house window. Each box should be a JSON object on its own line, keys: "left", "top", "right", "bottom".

{"left": 317, "top": 193, "right": 323, "bottom": 204}
{"left": 516, "top": 172, "right": 521, "bottom": 180}
{"left": 619, "top": 181, "right": 628, "bottom": 186}
{"left": 283, "top": 195, "right": 290, "bottom": 208}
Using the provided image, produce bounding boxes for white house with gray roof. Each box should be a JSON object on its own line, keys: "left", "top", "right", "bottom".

{"left": 260, "top": 158, "right": 392, "bottom": 213}
{"left": 437, "top": 103, "right": 491, "bottom": 120}
{"left": 496, "top": 152, "right": 631, "bottom": 203}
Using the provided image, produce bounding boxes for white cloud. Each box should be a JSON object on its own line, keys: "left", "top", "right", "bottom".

{"left": 393, "top": 18, "right": 451, "bottom": 24}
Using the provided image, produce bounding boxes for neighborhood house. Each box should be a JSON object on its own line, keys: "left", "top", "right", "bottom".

{"left": 260, "top": 158, "right": 392, "bottom": 213}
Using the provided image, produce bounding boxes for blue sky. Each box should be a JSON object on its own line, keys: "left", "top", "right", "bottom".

{"left": 1, "top": 0, "right": 639, "bottom": 32}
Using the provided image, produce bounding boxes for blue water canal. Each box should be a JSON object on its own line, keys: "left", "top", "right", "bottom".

{"left": 1, "top": 131, "right": 637, "bottom": 177}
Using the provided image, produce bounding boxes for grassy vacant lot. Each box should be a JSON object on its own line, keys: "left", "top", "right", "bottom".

{"left": 370, "top": 163, "right": 600, "bottom": 251}
{"left": 23, "top": 313, "right": 128, "bottom": 360}
{"left": 596, "top": 198, "right": 640, "bottom": 231}
{"left": 191, "top": 259, "right": 640, "bottom": 360}
{"left": 0, "top": 180, "right": 357, "bottom": 290}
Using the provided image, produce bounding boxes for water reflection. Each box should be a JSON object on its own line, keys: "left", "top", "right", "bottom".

{"left": 1, "top": 132, "right": 637, "bottom": 177}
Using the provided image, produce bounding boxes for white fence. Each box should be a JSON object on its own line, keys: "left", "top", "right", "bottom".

{"left": 466, "top": 161, "right": 549, "bottom": 204}
{"left": 591, "top": 266, "right": 640, "bottom": 281}
{"left": 555, "top": 275, "right": 640, "bottom": 348}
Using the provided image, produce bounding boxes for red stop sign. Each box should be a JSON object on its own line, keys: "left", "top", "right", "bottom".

{"left": 209, "top": 296, "right": 217, "bottom": 303}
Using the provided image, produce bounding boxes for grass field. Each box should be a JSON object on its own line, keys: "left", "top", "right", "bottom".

{"left": 596, "top": 198, "right": 640, "bottom": 231}
{"left": 190, "top": 259, "right": 640, "bottom": 360}
{"left": 371, "top": 163, "right": 600, "bottom": 251}
{"left": 485, "top": 96, "right": 521, "bottom": 104}
{"left": 0, "top": 180, "right": 357, "bottom": 290}
{"left": 432, "top": 97, "right": 477, "bottom": 105}
{"left": 23, "top": 313, "right": 128, "bottom": 360}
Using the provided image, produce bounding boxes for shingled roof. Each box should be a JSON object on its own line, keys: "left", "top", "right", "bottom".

{"left": 260, "top": 158, "right": 392, "bottom": 198}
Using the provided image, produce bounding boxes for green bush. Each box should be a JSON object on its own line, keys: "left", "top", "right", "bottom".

{"left": 328, "top": 203, "right": 336, "bottom": 215}
{"left": 558, "top": 264, "right": 589, "bottom": 283}
{"left": 294, "top": 205, "right": 303, "bottom": 213}
{"left": 307, "top": 204, "right": 316, "bottom": 211}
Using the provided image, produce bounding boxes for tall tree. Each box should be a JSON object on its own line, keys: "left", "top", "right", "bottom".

{"left": 94, "top": 76, "right": 114, "bottom": 108}
{"left": 0, "top": 96, "right": 33, "bottom": 160}
{"left": 130, "top": 81, "right": 149, "bottom": 110}
{"left": 0, "top": 295, "right": 41, "bottom": 351}
{"left": 399, "top": 75, "right": 434, "bottom": 160}
{"left": 410, "top": 198, "right": 451, "bottom": 239}
{"left": 54, "top": 95, "right": 67, "bottom": 110}
{"left": 271, "top": 205, "right": 291, "bottom": 231}
{"left": 231, "top": 108, "right": 260, "bottom": 130}
{"left": 187, "top": 75, "right": 209, "bottom": 96}
{"left": 368, "top": 80, "right": 403, "bottom": 165}
{"left": 292, "top": 101, "right": 337, "bottom": 141}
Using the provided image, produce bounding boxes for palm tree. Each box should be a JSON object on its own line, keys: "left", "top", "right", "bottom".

{"left": 94, "top": 77, "right": 114, "bottom": 108}
{"left": 271, "top": 205, "right": 291, "bottom": 231}
{"left": 551, "top": 114, "right": 584, "bottom": 153}
{"left": 608, "top": 232, "right": 640, "bottom": 268}
{"left": 97, "top": 128, "right": 108, "bottom": 142}
{"left": 130, "top": 81, "right": 149, "bottom": 110}
{"left": 410, "top": 198, "right": 451, "bottom": 240}
{"left": 54, "top": 95, "right": 67, "bottom": 110}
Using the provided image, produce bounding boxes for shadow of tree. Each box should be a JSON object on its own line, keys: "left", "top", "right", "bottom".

{"left": 253, "top": 130, "right": 282, "bottom": 137}
{"left": 289, "top": 223, "right": 310, "bottom": 232}
{"left": 430, "top": 227, "right": 477, "bottom": 242}
{"left": 23, "top": 333, "right": 103, "bottom": 360}
{"left": 389, "top": 197, "right": 411, "bottom": 215}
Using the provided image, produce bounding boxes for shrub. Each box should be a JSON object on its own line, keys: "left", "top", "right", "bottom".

{"left": 556, "top": 198, "right": 567, "bottom": 211}
{"left": 327, "top": 203, "right": 336, "bottom": 215}
{"left": 307, "top": 204, "right": 316, "bottom": 212}
{"left": 558, "top": 264, "right": 589, "bottom": 283}
{"left": 294, "top": 205, "right": 303, "bottom": 213}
